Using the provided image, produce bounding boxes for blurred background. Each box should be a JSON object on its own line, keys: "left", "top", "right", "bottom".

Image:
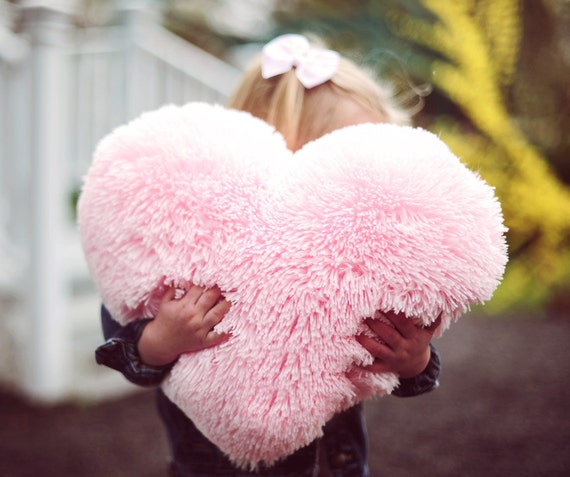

{"left": 0, "top": 0, "right": 568, "bottom": 476}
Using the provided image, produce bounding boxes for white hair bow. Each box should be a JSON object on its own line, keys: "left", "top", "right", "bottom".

{"left": 261, "top": 34, "right": 340, "bottom": 89}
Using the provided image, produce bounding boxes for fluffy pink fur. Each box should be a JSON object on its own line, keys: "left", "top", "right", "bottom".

{"left": 78, "top": 102, "right": 507, "bottom": 468}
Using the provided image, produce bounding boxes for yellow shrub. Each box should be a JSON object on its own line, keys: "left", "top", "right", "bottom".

{"left": 387, "top": 0, "right": 570, "bottom": 311}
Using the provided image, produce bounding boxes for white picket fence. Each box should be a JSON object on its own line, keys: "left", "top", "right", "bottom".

{"left": 0, "top": 0, "right": 242, "bottom": 401}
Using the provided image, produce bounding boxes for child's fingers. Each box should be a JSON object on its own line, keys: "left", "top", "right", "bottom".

{"left": 381, "top": 311, "right": 418, "bottom": 338}
{"left": 181, "top": 284, "right": 206, "bottom": 305}
{"left": 160, "top": 286, "right": 177, "bottom": 303}
{"left": 364, "top": 318, "right": 400, "bottom": 349}
{"left": 194, "top": 286, "right": 223, "bottom": 311}
{"left": 377, "top": 310, "right": 441, "bottom": 338}
{"left": 203, "top": 330, "right": 232, "bottom": 349}
{"left": 356, "top": 333, "right": 393, "bottom": 359}
{"left": 424, "top": 313, "right": 443, "bottom": 335}
{"left": 362, "top": 359, "right": 392, "bottom": 375}
{"left": 201, "top": 300, "right": 232, "bottom": 348}
{"left": 203, "top": 299, "right": 231, "bottom": 329}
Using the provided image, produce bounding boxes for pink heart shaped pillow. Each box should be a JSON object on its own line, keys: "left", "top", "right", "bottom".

{"left": 78, "top": 102, "right": 507, "bottom": 468}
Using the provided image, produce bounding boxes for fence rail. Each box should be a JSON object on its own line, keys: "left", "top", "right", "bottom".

{"left": 0, "top": 0, "right": 242, "bottom": 401}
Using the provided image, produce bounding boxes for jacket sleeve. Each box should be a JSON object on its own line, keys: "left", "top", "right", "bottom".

{"left": 95, "top": 305, "right": 174, "bottom": 387}
{"left": 392, "top": 342, "right": 441, "bottom": 397}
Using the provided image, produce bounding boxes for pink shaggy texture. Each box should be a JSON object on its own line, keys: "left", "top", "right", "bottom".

{"left": 78, "top": 102, "right": 507, "bottom": 468}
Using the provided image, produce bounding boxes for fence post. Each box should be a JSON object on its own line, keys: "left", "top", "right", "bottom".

{"left": 117, "top": 0, "right": 163, "bottom": 120}
{"left": 19, "top": 1, "right": 77, "bottom": 401}
{"left": 1, "top": 26, "right": 30, "bottom": 265}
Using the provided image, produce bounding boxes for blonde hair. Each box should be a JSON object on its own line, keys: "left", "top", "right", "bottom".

{"left": 228, "top": 47, "right": 411, "bottom": 150}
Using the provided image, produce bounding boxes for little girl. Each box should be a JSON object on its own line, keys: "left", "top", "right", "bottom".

{"left": 96, "top": 34, "right": 441, "bottom": 477}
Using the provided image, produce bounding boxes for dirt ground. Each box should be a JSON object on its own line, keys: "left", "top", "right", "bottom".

{"left": 1, "top": 311, "right": 569, "bottom": 477}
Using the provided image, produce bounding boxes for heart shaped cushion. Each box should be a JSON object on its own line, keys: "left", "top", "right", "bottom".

{"left": 78, "top": 102, "right": 507, "bottom": 468}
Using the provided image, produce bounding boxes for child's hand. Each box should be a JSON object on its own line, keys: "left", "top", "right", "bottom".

{"left": 356, "top": 311, "right": 440, "bottom": 379}
{"left": 138, "top": 285, "right": 231, "bottom": 366}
